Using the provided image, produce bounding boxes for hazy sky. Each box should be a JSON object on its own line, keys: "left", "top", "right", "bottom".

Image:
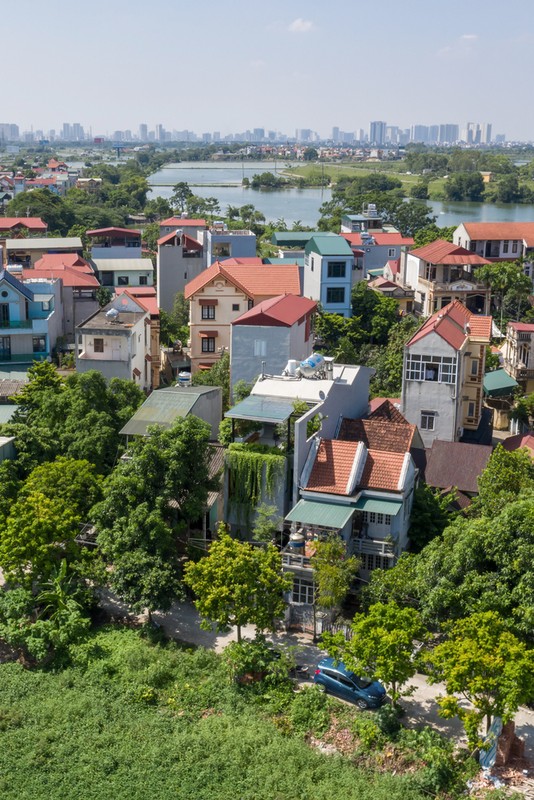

{"left": 4, "top": 0, "right": 534, "bottom": 140}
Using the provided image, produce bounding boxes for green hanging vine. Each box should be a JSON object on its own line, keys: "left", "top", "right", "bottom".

{"left": 226, "top": 443, "right": 286, "bottom": 523}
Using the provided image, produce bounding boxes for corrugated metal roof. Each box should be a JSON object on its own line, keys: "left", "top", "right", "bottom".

{"left": 285, "top": 499, "right": 355, "bottom": 528}
{"left": 353, "top": 497, "right": 402, "bottom": 515}
{"left": 483, "top": 368, "right": 519, "bottom": 397}
{"left": 93, "top": 258, "right": 153, "bottom": 272}
{"left": 120, "top": 386, "right": 218, "bottom": 436}
{"left": 305, "top": 234, "right": 354, "bottom": 257}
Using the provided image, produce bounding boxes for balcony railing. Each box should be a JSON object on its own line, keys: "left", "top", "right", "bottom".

{"left": 0, "top": 352, "right": 49, "bottom": 364}
{"left": 0, "top": 319, "right": 32, "bottom": 330}
{"left": 419, "top": 275, "right": 486, "bottom": 291}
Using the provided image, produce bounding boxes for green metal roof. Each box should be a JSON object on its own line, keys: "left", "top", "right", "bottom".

{"left": 120, "top": 386, "right": 217, "bottom": 436}
{"left": 353, "top": 497, "right": 402, "bottom": 516}
{"left": 225, "top": 396, "right": 295, "bottom": 424}
{"left": 483, "top": 368, "right": 519, "bottom": 398}
{"left": 367, "top": 268, "right": 385, "bottom": 277}
{"left": 271, "top": 232, "right": 315, "bottom": 247}
{"left": 305, "top": 234, "right": 354, "bottom": 257}
{"left": 285, "top": 499, "right": 355, "bottom": 529}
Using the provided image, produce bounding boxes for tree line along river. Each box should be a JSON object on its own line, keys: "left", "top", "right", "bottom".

{"left": 148, "top": 161, "right": 534, "bottom": 229}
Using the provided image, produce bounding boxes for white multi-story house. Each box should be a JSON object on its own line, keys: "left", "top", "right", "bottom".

{"left": 501, "top": 321, "right": 534, "bottom": 395}
{"left": 157, "top": 229, "right": 204, "bottom": 313}
{"left": 401, "top": 300, "right": 492, "bottom": 446}
{"left": 282, "top": 412, "right": 418, "bottom": 624}
{"left": 0, "top": 269, "right": 62, "bottom": 366}
{"left": 402, "top": 239, "right": 491, "bottom": 317}
{"left": 76, "top": 292, "right": 152, "bottom": 391}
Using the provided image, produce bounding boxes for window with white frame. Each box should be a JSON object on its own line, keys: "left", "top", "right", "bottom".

{"left": 420, "top": 410, "right": 436, "bottom": 430}
{"left": 292, "top": 577, "right": 315, "bottom": 604}
{"left": 512, "top": 241, "right": 519, "bottom": 253}
{"left": 503, "top": 240, "right": 509, "bottom": 253}
{"left": 201, "top": 305, "right": 216, "bottom": 320}
{"left": 406, "top": 354, "right": 456, "bottom": 383}
{"left": 467, "top": 401, "right": 476, "bottom": 418}
{"left": 364, "top": 512, "right": 392, "bottom": 526}
{"left": 253, "top": 339, "right": 267, "bottom": 357}
{"left": 470, "top": 359, "right": 479, "bottom": 377}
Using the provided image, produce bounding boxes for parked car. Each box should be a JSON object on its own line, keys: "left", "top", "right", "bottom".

{"left": 313, "top": 657, "right": 386, "bottom": 709}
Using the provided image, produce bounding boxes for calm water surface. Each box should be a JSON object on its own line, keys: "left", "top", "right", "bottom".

{"left": 148, "top": 162, "right": 534, "bottom": 228}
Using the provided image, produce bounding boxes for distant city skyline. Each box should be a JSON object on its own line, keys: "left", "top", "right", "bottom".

{"left": 2, "top": 0, "right": 533, "bottom": 141}
{"left": 0, "top": 119, "right": 506, "bottom": 146}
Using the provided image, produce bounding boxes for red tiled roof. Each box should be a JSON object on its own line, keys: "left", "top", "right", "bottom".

{"left": 115, "top": 286, "right": 159, "bottom": 316}
{"left": 463, "top": 222, "right": 534, "bottom": 247}
{"left": 338, "top": 417, "right": 415, "bottom": 453}
{"left": 409, "top": 239, "right": 491, "bottom": 265}
{"left": 368, "top": 398, "right": 402, "bottom": 417}
{"left": 502, "top": 432, "right": 534, "bottom": 456}
{"left": 369, "top": 277, "right": 397, "bottom": 289}
{"left": 408, "top": 300, "right": 491, "bottom": 350}
{"left": 387, "top": 258, "right": 400, "bottom": 275}
{"left": 157, "top": 231, "right": 203, "bottom": 248}
{"left": 160, "top": 217, "right": 207, "bottom": 228}
{"left": 35, "top": 253, "right": 92, "bottom": 271}
{"left": 184, "top": 261, "right": 300, "bottom": 300}
{"left": 306, "top": 440, "right": 359, "bottom": 495}
{"left": 232, "top": 294, "right": 316, "bottom": 327}
{"left": 21, "top": 266, "right": 100, "bottom": 289}
{"left": 508, "top": 322, "right": 534, "bottom": 333}
{"left": 86, "top": 227, "right": 141, "bottom": 236}
{"left": 0, "top": 217, "right": 47, "bottom": 231}
{"left": 360, "top": 449, "right": 406, "bottom": 491}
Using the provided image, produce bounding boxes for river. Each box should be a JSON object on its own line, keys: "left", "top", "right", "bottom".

{"left": 148, "top": 161, "right": 534, "bottom": 229}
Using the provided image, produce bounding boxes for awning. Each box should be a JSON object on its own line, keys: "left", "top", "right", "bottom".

{"left": 199, "top": 298, "right": 218, "bottom": 306}
{"left": 483, "top": 368, "right": 519, "bottom": 398}
{"left": 285, "top": 499, "right": 355, "bottom": 529}
{"left": 367, "top": 268, "right": 385, "bottom": 277}
{"left": 353, "top": 497, "right": 402, "bottom": 516}
{"left": 199, "top": 330, "right": 218, "bottom": 337}
{"left": 225, "top": 395, "right": 296, "bottom": 424}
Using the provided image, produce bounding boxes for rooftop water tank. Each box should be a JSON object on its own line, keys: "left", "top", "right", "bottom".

{"left": 298, "top": 353, "right": 325, "bottom": 377}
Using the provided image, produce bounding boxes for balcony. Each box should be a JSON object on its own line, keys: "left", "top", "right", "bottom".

{"left": 419, "top": 274, "right": 486, "bottom": 291}
{"left": 0, "top": 352, "right": 49, "bottom": 364}
{"left": 0, "top": 319, "right": 32, "bottom": 330}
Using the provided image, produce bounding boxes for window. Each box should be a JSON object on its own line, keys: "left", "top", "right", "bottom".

{"left": 365, "top": 512, "right": 392, "bottom": 526}
{"left": 41, "top": 300, "right": 50, "bottom": 311}
{"left": 503, "top": 240, "right": 509, "bottom": 253}
{"left": 406, "top": 354, "right": 456, "bottom": 384}
{"left": 467, "top": 401, "right": 476, "bottom": 418}
{"left": 248, "top": 300, "right": 253, "bottom": 310}
{"left": 470, "top": 241, "right": 477, "bottom": 252}
{"left": 117, "top": 276, "right": 129, "bottom": 286}
{"left": 232, "top": 304, "right": 240, "bottom": 312}
{"left": 139, "top": 275, "right": 148, "bottom": 286}
{"left": 327, "top": 261, "right": 346, "bottom": 278}
{"left": 201, "top": 337, "right": 215, "bottom": 352}
{"left": 360, "top": 553, "right": 392, "bottom": 572}
{"left": 326, "top": 287, "right": 345, "bottom": 304}
{"left": 253, "top": 339, "right": 267, "bottom": 357}
{"left": 32, "top": 336, "right": 46, "bottom": 353}
{"left": 201, "top": 305, "right": 216, "bottom": 320}
{"left": 93, "top": 338, "right": 104, "bottom": 353}
{"left": 388, "top": 248, "right": 396, "bottom": 257}
{"left": 470, "top": 359, "right": 479, "bottom": 377}
{"left": 292, "top": 577, "right": 315, "bottom": 605}
{"left": 425, "top": 264, "right": 437, "bottom": 281}
{"left": 420, "top": 410, "right": 436, "bottom": 431}
{"left": 512, "top": 241, "right": 519, "bottom": 253}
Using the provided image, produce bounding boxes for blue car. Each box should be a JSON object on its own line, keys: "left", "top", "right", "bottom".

{"left": 313, "top": 657, "right": 386, "bottom": 709}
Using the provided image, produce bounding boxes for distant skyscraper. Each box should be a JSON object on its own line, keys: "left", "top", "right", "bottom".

{"left": 139, "top": 123, "right": 148, "bottom": 141}
{"left": 155, "top": 124, "right": 165, "bottom": 142}
{"left": 386, "top": 126, "right": 399, "bottom": 144}
{"left": 332, "top": 126, "right": 340, "bottom": 143}
{"left": 481, "top": 123, "right": 492, "bottom": 144}
{"left": 439, "top": 124, "right": 459, "bottom": 144}
{"left": 62, "top": 122, "right": 71, "bottom": 140}
{"left": 428, "top": 125, "right": 439, "bottom": 144}
{"left": 411, "top": 125, "right": 429, "bottom": 144}
{"left": 369, "top": 121, "right": 387, "bottom": 146}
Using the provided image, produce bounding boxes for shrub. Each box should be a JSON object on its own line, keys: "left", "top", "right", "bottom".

{"left": 289, "top": 685, "right": 330, "bottom": 736}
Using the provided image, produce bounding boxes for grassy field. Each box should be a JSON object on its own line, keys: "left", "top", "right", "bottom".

{"left": 285, "top": 162, "right": 448, "bottom": 198}
{"left": 0, "top": 626, "right": 469, "bottom": 800}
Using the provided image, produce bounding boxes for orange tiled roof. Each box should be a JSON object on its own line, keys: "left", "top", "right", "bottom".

{"left": 409, "top": 239, "right": 490, "bottom": 265}
{"left": 184, "top": 261, "right": 300, "bottom": 300}
{"left": 305, "top": 440, "right": 359, "bottom": 495}
{"left": 408, "top": 300, "right": 492, "bottom": 349}
{"left": 463, "top": 222, "right": 534, "bottom": 246}
{"left": 360, "top": 449, "right": 406, "bottom": 491}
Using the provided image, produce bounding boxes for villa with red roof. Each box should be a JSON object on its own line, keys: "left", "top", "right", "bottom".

{"left": 230, "top": 294, "right": 317, "bottom": 392}
{"left": 0, "top": 217, "right": 48, "bottom": 237}
{"left": 115, "top": 286, "right": 161, "bottom": 387}
{"left": 401, "top": 300, "right": 492, "bottom": 446}
{"left": 402, "top": 239, "right": 492, "bottom": 317}
{"left": 454, "top": 221, "right": 534, "bottom": 271}
{"left": 185, "top": 260, "right": 301, "bottom": 372}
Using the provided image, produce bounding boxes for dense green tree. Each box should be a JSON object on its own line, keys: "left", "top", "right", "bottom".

{"left": 6, "top": 189, "right": 75, "bottom": 234}
{"left": 322, "top": 602, "right": 426, "bottom": 705}
{"left": 368, "top": 315, "right": 420, "bottom": 397}
{"left": 311, "top": 536, "right": 360, "bottom": 633}
{"left": 444, "top": 172, "right": 485, "bottom": 201}
{"left": 408, "top": 484, "right": 456, "bottom": 553}
{"left": 184, "top": 528, "right": 291, "bottom": 640}
{"left": 96, "top": 286, "right": 113, "bottom": 307}
{"left": 429, "top": 611, "right": 534, "bottom": 748}
{"left": 351, "top": 282, "right": 399, "bottom": 344}
{"left": 192, "top": 351, "right": 230, "bottom": 411}
{"left": 475, "top": 261, "right": 532, "bottom": 329}
{"left": 473, "top": 444, "right": 534, "bottom": 518}
{"left": 171, "top": 181, "right": 193, "bottom": 211}
{"left": 413, "top": 224, "right": 456, "bottom": 248}
{"left": 303, "top": 147, "right": 319, "bottom": 161}
{"left": 20, "top": 457, "right": 103, "bottom": 520}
